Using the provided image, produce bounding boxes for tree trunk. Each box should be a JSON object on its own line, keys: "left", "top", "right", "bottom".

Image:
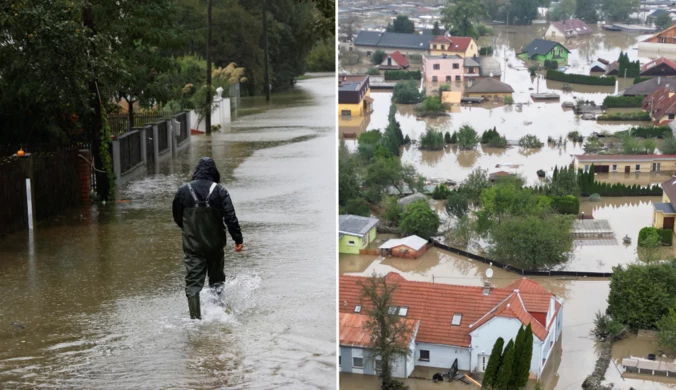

{"left": 205, "top": 0, "right": 212, "bottom": 134}
{"left": 83, "top": 1, "right": 109, "bottom": 201}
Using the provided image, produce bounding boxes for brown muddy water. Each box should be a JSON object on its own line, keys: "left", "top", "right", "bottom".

{"left": 0, "top": 76, "right": 336, "bottom": 389}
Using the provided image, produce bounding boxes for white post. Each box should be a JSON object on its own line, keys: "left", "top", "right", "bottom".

{"left": 25, "top": 178, "right": 33, "bottom": 230}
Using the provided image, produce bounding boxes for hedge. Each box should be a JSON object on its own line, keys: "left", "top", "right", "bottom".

{"left": 614, "top": 126, "right": 670, "bottom": 139}
{"left": 546, "top": 70, "right": 616, "bottom": 86}
{"left": 479, "top": 46, "right": 493, "bottom": 56}
{"left": 550, "top": 195, "right": 580, "bottom": 215}
{"left": 638, "top": 227, "right": 673, "bottom": 246}
{"left": 602, "top": 95, "right": 644, "bottom": 108}
{"left": 597, "top": 112, "right": 651, "bottom": 121}
{"left": 577, "top": 165, "right": 663, "bottom": 196}
{"left": 634, "top": 76, "right": 651, "bottom": 85}
{"left": 384, "top": 70, "right": 422, "bottom": 80}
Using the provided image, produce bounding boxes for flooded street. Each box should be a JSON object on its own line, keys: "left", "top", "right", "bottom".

{"left": 0, "top": 76, "right": 336, "bottom": 389}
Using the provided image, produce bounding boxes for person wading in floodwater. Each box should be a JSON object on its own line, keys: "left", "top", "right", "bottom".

{"left": 172, "top": 157, "right": 243, "bottom": 320}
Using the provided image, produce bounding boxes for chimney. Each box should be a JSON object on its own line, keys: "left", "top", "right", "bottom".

{"left": 483, "top": 281, "right": 492, "bottom": 295}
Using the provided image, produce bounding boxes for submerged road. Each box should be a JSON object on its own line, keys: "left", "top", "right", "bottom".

{"left": 0, "top": 76, "right": 336, "bottom": 389}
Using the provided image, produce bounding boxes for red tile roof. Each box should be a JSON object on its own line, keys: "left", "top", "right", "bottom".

{"left": 340, "top": 312, "right": 419, "bottom": 348}
{"left": 643, "top": 87, "right": 676, "bottom": 121}
{"left": 641, "top": 57, "right": 676, "bottom": 73}
{"left": 431, "top": 36, "right": 474, "bottom": 53}
{"left": 389, "top": 50, "right": 410, "bottom": 68}
{"left": 339, "top": 273, "right": 560, "bottom": 347}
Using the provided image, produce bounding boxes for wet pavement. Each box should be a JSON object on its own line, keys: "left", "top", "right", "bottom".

{"left": 0, "top": 76, "right": 336, "bottom": 389}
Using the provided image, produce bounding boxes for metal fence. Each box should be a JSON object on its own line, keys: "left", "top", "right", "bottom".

{"left": 119, "top": 131, "right": 143, "bottom": 174}
{"left": 175, "top": 112, "right": 189, "bottom": 144}
{"left": 108, "top": 112, "right": 179, "bottom": 137}
{"left": 158, "top": 122, "right": 169, "bottom": 153}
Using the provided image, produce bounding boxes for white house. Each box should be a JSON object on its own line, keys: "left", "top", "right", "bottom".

{"left": 544, "top": 19, "right": 592, "bottom": 39}
{"left": 339, "top": 273, "right": 564, "bottom": 379}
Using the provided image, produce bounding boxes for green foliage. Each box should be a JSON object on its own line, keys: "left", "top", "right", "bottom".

{"left": 617, "top": 126, "right": 671, "bottom": 139}
{"left": 346, "top": 198, "right": 371, "bottom": 216}
{"left": 518, "top": 134, "right": 543, "bottom": 148}
{"left": 384, "top": 70, "right": 422, "bottom": 81}
{"left": 546, "top": 70, "right": 616, "bottom": 85}
{"left": 638, "top": 227, "right": 673, "bottom": 246}
{"left": 549, "top": 0, "right": 576, "bottom": 21}
{"left": 415, "top": 96, "right": 449, "bottom": 117}
{"left": 494, "top": 339, "right": 515, "bottom": 390}
{"left": 550, "top": 195, "right": 580, "bottom": 214}
{"left": 100, "top": 106, "right": 116, "bottom": 200}
{"left": 488, "top": 212, "right": 574, "bottom": 269}
{"left": 433, "top": 21, "right": 443, "bottom": 35}
{"left": 477, "top": 24, "right": 494, "bottom": 36}
{"left": 602, "top": 0, "right": 640, "bottom": 23}
{"left": 576, "top": 0, "right": 599, "bottom": 23}
{"left": 420, "top": 128, "right": 446, "bottom": 150}
{"left": 634, "top": 76, "right": 651, "bottom": 84}
{"left": 482, "top": 127, "right": 508, "bottom": 148}
{"left": 481, "top": 182, "right": 536, "bottom": 218}
{"left": 597, "top": 112, "right": 651, "bottom": 121}
{"left": 457, "top": 125, "right": 480, "bottom": 150}
{"left": 662, "top": 135, "right": 676, "bottom": 154}
{"left": 576, "top": 165, "right": 662, "bottom": 196}
{"left": 602, "top": 95, "right": 644, "bottom": 108}
{"left": 306, "top": 36, "right": 335, "bottom": 72}
{"left": 462, "top": 167, "right": 490, "bottom": 204}
{"left": 450, "top": 131, "right": 458, "bottom": 144}
{"left": 386, "top": 15, "right": 415, "bottom": 34}
{"left": 510, "top": 326, "right": 526, "bottom": 390}
{"left": 392, "top": 80, "right": 425, "bottom": 104}
{"left": 444, "top": 131, "right": 452, "bottom": 144}
{"left": 544, "top": 59, "right": 559, "bottom": 70}
{"left": 382, "top": 196, "right": 403, "bottom": 226}
{"left": 479, "top": 46, "right": 494, "bottom": 56}
{"left": 503, "top": 95, "right": 514, "bottom": 105}
{"left": 608, "top": 261, "right": 676, "bottom": 331}
{"left": 655, "top": 13, "right": 675, "bottom": 30}
{"left": 432, "top": 184, "right": 452, "bottom": 200}
{"left": 659, "top": 229, "right": 673, "bottom": 247}
{"left": 372, "top": 50, "right": 387, "bottom": 65}
{"left": 589, "top": 193, "right": 602, "bottom": 202}
{"left": 515, "top": 324, "right": 534, "bottom": 389}
{"left": 482, "top": 337, "right": 504, "bottom": 389}
{"left": 446, "top": 190, "right": 470, "bottom": 218}
{"left": 592, "top": 311, "right": 626, "bottom": 341}
{"left": 441, "top": 0, "right": 488, "bottom": 39}
{"left": 339, "top": 141, "right": 361, "bottom": 207}
{"left": 366, "top": 68, "right": 380, "bottom": 75}
{"left": 400, "top": 200, "right": 441, "bottom": 239}
{"left": 643, "top": 137, "right": 657, "bottom": 154}
{"left": 567, "top": 131, "right": 584, "bottom": 142}
{"left": 509, "top": 0, "right": 539, "bottom": 25}
{"left": 657, "top": 308, "right": 676, "bottom": 352}
{"left": 617, "top": 51, "right": 641, "bottom": 78}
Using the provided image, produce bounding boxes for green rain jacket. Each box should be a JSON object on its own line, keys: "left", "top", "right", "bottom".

{"left": 172, "top": 158, "right": 243, "bottom": 255}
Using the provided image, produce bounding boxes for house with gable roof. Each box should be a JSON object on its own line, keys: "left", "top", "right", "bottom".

{"left": 378, "top": 50, "right": 410, "bottom": 70}
{"left": 339, "top": 273, "right": 564, "bottom": 379}
{"left": 544, "top": 18, "right": 592, "bottom": 39}
{"left": 640, "top": 57, "right": 676, "bottom": 77}
{"left": 653, "top": 177, "right": 676, "bottom": 230}
{"left": 339, "top": 214, "right": 379, "bottom": 254}
{"left": 642, "top": 86, "right": 676, "bottom": 124}
{"left": 429, "top": 35, "right": 479, "bottom": 58}
{"left": 518, "top": 39, "right": 570, "bottom": 64}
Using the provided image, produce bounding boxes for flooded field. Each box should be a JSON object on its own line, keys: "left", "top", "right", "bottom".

{"left": 0, "top": 77, "right": 336, "bottom": 389}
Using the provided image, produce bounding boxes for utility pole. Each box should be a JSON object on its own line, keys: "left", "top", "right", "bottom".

{"left": 263, "top": 0, "right": 271, "bottom": 102}
{"left": 206, "top": 0, "right": 212, "bottom": 134}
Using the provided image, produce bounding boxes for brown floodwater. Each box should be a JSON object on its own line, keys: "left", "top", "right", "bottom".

{"left": 0, "top": 76, "right": 336, "bottom": 389}
{"left": 339, "top": 247, "right": 612, "bottom": 390}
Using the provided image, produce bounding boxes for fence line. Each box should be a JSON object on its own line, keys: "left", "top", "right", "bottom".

{"left": 108, "top": 112, "right": 180, "bottom": 137}
{"left": 158, "top": 122, "right": 169, "bottom": 153}
{"left": 431, "top": 240, "right": 613, "bottom": 278}
{"left": 119, "top": 131, "right": 143, "bottom": 173}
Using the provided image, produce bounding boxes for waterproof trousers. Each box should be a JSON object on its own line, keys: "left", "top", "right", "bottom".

{"left": 184, "top": 249, "right": 225, "bottom": 298}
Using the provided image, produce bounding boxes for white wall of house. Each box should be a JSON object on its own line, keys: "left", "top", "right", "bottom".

{"left": 189, "top": 89, "right": 231, "bottom": 133}
{"left": 339, "top": 346, "right": 409, "bottom": 378}
{"left": 414, "top": 343, "right": 471, "bottom": 371}
{"left": 470, "top": 317, "right": 525, "bottom": 373}
{"left": 544, "top": 25, "right": 563, "bottom": 39}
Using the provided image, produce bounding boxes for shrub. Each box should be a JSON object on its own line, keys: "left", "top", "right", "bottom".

{"left": 660, "top": 229, "right": 673, "bottom": 246}
{"left": 366, "top": 67, "right": 380, "bottom": 75}
{"left": 444, "top": 131, "right": 452, "bottom": 144}
{"left": 415, "top": 96, "right": 448, "bottom": 117}
{"left": 384, "top": 70, "right": 422, "bottom": 80}
{"left": 544, "top": 59, "right": 559, "bottom": 70}
{"left": 528, "top": 66, "right": 537, "bottom": 76}
{"left": 419, "top": 128, "right": 445, "bottom": 150}
{"left": 634, "top": 76, "right": 651, "bottom": 84}
{"left": 567, "top": 131, "right": 584, "bottom": 142}
{"left": 392, "top": 80, "right": 424, "bottom": 104}
{"left": 476, "top": 24, "right": 494, "bottom": 36}
{"left": 479, "top": 46, "right": 494, "bottom": 55}
{"left": 504, "top": 95, "right": 514, "bottom": 104}
{"left": 404, "top": 134, "right": 411, "bottom": 144}
{"left": 450, "top": 131, "right": 458, "bottom": 144}
{"left": 432, "top": 184, "right": 452, "bottom": 200}
{"left": 371, "top": 50, "right": 386, "bottom": 65}
{"left": 518, "top": 134, "right": 543, "bottom": 148}
{"left": 597, "top": 112, "right": 651, "bottom": 121}
{"left": 589, "top": 193, "right": 601, "bottom": 202}
{"left": 602, "top": 95, "right": 644, "bottom": 108}
{"left": 457, "top": 125, "right": 479, "bottom": 150}
{"left": 481, "top": 127, "right": 508, "bottom": 148}
{"left": 546, "top": 70, "right": 615, "bottom": 86}
{"left": 550, "top": 195, "right": 580, "bottom": 215}
{"left": 640, "top": 227, "right": 664, "bottom": 245}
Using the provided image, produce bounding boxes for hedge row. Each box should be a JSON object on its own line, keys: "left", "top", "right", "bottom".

{"left": 479, "top": 46, "right": 493, "bottom": 56}
{"left": 602, "top": 95, "right": 644, "bottom": 108}
{"left": 384, "top": 70, "right": 422, "bottom": 80}
{"left": 546, "top": 70, "right": 616, "bottom": 86}
{"left": 597, "top": 112, "right": 651, "bottom": 121}
{"left": 550, "top": 195, "right": 580, "bottom": 215}
{"left": 633, "top": 76, "right": 651, "bottom": 85}
{"left": 578, "top": 165, "right": 662, "bottom": 196}
{"left": 638, "top": 226, "right": 673, "bottom": 246}
{"left": 614, "top": 125, "right": 670, "bottom": 139}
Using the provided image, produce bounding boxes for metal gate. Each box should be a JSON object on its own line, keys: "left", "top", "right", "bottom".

{"left": 146, "top": 125, "right": 154, "bottom": 166}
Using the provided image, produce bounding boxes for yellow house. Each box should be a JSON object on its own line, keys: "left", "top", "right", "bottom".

{"left": 339, "top": 214, "right": 379, "bottom": 254}
{"left": 464, "top": 78, "right": 514, "bottom": 99}
{"left": 429, "top": 36, "right": 478, "bottom": 58}
{"left": 654, "top": 178, "right": 676, "bottom": 230}
{"left": 573, "top": 154, "right": 676, "bottom": 173}
{"left": 338, "top": 74, "right": 373, "bottom": 117}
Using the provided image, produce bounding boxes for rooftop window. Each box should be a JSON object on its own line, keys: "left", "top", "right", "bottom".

{"left": 354, "top": 305, "right": 362, "bottom": 313}
{"left": 399, "top": 307, "right": 409, "bottom": 317}
{"left": 451, "top": 313, "right": 462, "bottom": 326}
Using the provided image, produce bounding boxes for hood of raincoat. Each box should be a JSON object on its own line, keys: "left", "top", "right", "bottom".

{"left": 192, "top": 157, "right": 220, "bottom": 183}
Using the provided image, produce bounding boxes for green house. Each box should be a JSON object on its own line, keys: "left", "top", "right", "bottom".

{"left": 339, "top": 214, "right": 379, "bottom": 254}
{"left": 517, "top": 39, "right": 570, "bottom": 64}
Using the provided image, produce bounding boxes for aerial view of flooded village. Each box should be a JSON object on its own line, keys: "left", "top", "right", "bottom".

{"left": 339, "top": 0, "right": 676, "bottom": 389}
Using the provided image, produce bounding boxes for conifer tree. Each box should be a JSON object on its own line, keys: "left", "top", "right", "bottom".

{"left": 494, "top": 339, "right": 515, "bottom": 390}
{"left": 510, "top": 326, "right": 526, "bottom": 388}
{"left": 514, "top": 323, "right": 535, "bottom": 389}
{"left": 481, "top": 337, "right": 504, "bottom": 389}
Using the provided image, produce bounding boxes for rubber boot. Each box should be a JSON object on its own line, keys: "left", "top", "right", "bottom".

{"left": 188, "top": 295, "right": 201, "bottom": 320}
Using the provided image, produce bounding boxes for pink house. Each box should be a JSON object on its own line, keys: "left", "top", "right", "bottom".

{"left": 422, "top": 54, "right": 464, "bottom": 84}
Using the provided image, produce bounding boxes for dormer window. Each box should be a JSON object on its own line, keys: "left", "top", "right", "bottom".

{"left": 354, "top": 305, "right": 362, "bottom": 313}
{"left": 452, "top": 313, "right": 462, "bottom": 326}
